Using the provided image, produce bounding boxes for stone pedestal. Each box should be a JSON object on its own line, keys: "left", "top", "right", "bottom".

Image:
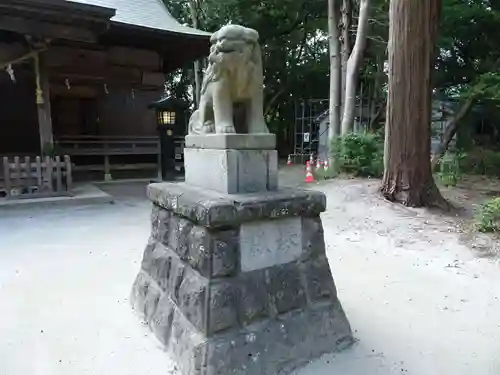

{"left": 131, "top": 134, "right": 353, "bottom": 375}
{"left": 184, "top": 134, "right": 278, "bottom": 194}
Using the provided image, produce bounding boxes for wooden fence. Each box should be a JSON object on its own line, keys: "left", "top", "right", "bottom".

{"left": 1, "top": 155, "right": 73, "bottom": 199}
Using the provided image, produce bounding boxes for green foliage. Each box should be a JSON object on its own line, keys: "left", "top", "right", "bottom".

{"left": 460, "top": 149, "right": 500, "bottom": 176}
{"left": 475, "top": 197, "right": 500, "bottom": 233}
{"left": 435, "top": 152, "right": 465, "bottom": 187}
{"left": 437, "top": 0, "right": 500, "bottom": 100}
{"left": 159, "top": 0, "right": 500, "bottom": 155}
{"left": 469, "top": 73, "right": 500, "bottom": 100}
{"left": 331, "top": 133, "right": 384, "bottom": 178}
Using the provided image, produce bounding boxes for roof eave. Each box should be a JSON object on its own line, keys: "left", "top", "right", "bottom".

{"left": 110, "top": 20, "right": 211, "bottom": 39}
{"left": 2, "top": 0, "right": 116, "bottom": 23}
{"left": 101, "top": 22, "right": 211, "bottom": 72}
{"left": 148, "top": 96, "right": 189, "bottom": 110}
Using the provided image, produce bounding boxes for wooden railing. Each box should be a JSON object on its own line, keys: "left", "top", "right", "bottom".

{"left": 1, "top": 155, "right": 73, "bottom": 199}
{"left": 56, "top": 135, "right": 161, "bottom": 156}
{"left": 55, "top": 135, "right": 185, "bottom": 180}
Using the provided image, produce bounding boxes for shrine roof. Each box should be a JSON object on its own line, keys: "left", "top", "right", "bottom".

{"left": 66, "top": 0, "right": 211, "bottom": 37}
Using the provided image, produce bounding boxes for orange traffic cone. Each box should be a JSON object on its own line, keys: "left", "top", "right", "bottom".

{"left": 305, "top": 161, "right": 315, "bottom": 183}
{"left": 323, "top": 159, "right": 329, "bottom": 172}
{"left": 316, "top": 159, "right": 322, "bottom": 171}
{"left": 309, "top": 154, "right": 314, "bottom": 166}
{"left": 287, "top": 155, "right": 293, "bottom": 166}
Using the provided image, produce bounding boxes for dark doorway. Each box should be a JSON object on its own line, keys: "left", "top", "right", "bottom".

{"left": 0, "top": 62, "right": 39, "bottom": 154}
{"left": 52, "top": 96, "right": 99, "bottom": 137}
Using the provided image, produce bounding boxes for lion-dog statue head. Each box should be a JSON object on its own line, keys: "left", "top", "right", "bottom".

{"left": 189, "top": 24, "right": 269, "bottom": 134}
{"left": 202, "top": 24, "right": 261, "bottom": 98}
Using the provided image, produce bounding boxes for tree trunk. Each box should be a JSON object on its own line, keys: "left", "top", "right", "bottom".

{"left": 264, "top": 88, "right": 286, "bottom": 117}
{"left": 188, "top": 0, "right": 202, "bottom": 107}
{"left": 341, "top": 0, "right": 352, "bottom": 110}
{"left": 328, "top": 0, "right": 342, "bottom": 141}
{"left": 355, "top": 81, "right": 364, "bottom": 132}
{"left": 341, "top": 0, "right": 370, "bottom": 135}
{"left": 381, "top": 0, "right": 448, "bottom": 209}
{"left": 369, "top": 101, "right": 385, "bottom": 131}
{"left": 368, "top": 55, "right": 384, "bottom": 130}
{"left": 430, "top": 95, "right": 475, "bottom": 169}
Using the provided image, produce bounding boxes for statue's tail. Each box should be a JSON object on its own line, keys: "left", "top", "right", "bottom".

{"left": 188, "top": 110, "right": 202, "bottom": 135}
{"left": 188, "top": 109, "right": 215, "bottom": 135}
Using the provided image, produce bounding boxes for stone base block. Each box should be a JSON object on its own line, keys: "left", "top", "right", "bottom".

{"left": 184, "top": 148, "right": 278, "bottom": 194}
{"left": 131, "top": 183, "right": 353, "bottom": 375}
{"left": 132, "top": 273, "right": 352, "bottom": 375}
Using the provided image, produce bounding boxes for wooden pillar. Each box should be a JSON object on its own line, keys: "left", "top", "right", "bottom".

{"left": 156, "top": 142, "right": 162, "bottom": 181}
{"left": 34, "top": 52, "right": 54, "bottom": 155}
{"left": 104, "top": 155, "right": 112, "bottom": 181}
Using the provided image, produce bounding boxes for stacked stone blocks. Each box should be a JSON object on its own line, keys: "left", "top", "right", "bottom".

{"left": 131, "top": 183, "right": 353, "bottom": 375}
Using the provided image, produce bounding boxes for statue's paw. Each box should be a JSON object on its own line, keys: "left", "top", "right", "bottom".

{"left": 201, "top": 121, "right": 215, "bottom": 134}
{"left": 217, "top": 125, "right": 236, "bottom": 134}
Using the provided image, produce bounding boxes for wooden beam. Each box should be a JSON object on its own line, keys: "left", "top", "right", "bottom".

{"left": 49, "top": 71, "right": 105, "bottom": 82}
{"left": 35, "top": 53, "right": 54, "bottom": 153}
{"left": 0, "top": 47, "right": 48, "bottom": 70}
{"left": 48, "top": 66, "right": 143, "bottom": 86}
{"left": 107, "top": 66, "right": 142, "bottom": 85}
{"left": 0, "top": 15, "right": 97, "bottom": 43}
{"left": 108, "top": 47, "right": 161, "bottom": 70}
{"left": 44, "top": 46, "right": 106, "bottom": 69}
{"left": 142, "top": 71, "right": 165, "bottom": 87}
{"left": 50, "top": 84, "right": 99, "bottom": 98}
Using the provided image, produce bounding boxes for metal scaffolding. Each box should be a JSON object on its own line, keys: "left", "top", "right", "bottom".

{"left": 291, "top": 98, "right": 328, "bottom": 164}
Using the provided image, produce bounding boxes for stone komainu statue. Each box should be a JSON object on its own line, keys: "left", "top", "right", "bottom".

{"left": 188, "top": 24, "right": 270, "bottom": 135}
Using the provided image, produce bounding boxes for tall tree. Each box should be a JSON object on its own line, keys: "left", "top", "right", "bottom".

{"left": 381, "top": 0, "right": 448, "bottom": 208}
{"left": 329, "top": 0, "right": 342, "bottom": 139}
{"left": 188, "top": 0, "right": 202, "bottom": 107}
{"left": 361, "top": 0, "right": 389, "bottom": 131}
{"left": 340, "top": 0, "right": 352, "bottom": 109}
{"left": 341, "top": 0, "right": 370, "bottom": 134}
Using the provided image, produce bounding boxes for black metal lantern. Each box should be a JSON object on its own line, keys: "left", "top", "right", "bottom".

{"left": 148, "top": 97, "right": 189, "bottom": 181}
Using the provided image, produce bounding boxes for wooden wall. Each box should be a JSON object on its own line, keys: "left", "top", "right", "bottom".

{"left": 46, "top": 45, "right": 165, "bottom": 138}
{"left": 97, "top": 88, "right": 161, "bottom": 136}
{"left": 51, "top": 87, "right": 162, "bottom": 137}
{"left": 45, "top": 46, "right": 165, "bottom": 87}
{"left": 0, "top": 42, "right": 166, "bottom": 155}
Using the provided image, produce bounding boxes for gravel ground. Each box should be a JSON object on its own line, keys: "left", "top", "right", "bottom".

{"left": 1, "top": 172, "right": 500, "bottom": 375}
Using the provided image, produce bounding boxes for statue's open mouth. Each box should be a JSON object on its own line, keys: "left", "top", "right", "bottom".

{"left": 215, "top": 39, "right": 247, "bottom": 54}
{"left": 216, "top": 43, "right": 241, "bottom": 53}
{"left": 217, "top": 46, "right": 236, "bottom": 53}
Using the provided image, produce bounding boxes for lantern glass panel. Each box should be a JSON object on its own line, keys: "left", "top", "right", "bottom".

{"left": 162, "top": 111, "right": 176, "bottom": 125}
